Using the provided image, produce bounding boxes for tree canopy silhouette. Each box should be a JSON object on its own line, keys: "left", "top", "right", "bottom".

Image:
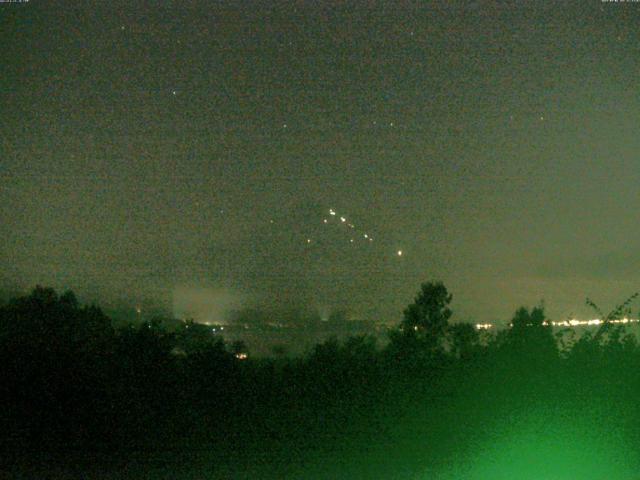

{"left": 496, "top": 305, "right": 557, "bottom": 363}
{"left": 389, "top": 281, "right": 453, "bottom": 364}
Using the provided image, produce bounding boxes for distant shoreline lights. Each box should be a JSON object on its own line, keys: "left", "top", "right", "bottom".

{"left": 475, "top": 318, "right": 640, "bottom": 330}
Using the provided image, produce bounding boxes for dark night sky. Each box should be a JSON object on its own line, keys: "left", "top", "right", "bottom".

{"left": 2, "top": 1, "right": 640, "bottom": 325}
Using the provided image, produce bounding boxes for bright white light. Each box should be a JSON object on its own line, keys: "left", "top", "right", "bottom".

{"left": 329, "top": 209, "right": 336, "bottom": 216}
{"left": 340, "top": 216, "right": 346, "bottom": 222}
{"left": 397, "top": 250, "right": 403, "bottom": 256}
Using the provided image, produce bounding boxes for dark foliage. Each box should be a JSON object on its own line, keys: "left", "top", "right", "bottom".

{"left": 1, "top": 284, "right": 640, "bottom": 478}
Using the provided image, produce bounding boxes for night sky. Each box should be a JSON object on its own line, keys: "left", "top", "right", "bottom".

{"left": 2, "top": 1, "right": 640, "bottom": 325}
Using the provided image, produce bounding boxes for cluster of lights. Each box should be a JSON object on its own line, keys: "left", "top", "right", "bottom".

{"left": 475, "top": 323, "right": 493, "bottom": 330}
{"left": 474, "top": 318, "right": 640, "bottom": 330}
{"left": 268, "top": 208, "right": 404, "bottom": 257}
{"left": 325, "top": 208, "right": 404, "bottom": 257}
{"left": 326, "top": 208, "right": 373, "bottom": 243}
{"left": 549, "top": 318, "right": 639, "bottom": 327}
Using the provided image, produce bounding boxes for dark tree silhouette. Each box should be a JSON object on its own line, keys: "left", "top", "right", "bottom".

{"left": 395, "top": 282, "right": 452, "bottom": 343}
{"left": 401, "top": 282, "right": 452, "bottom": 336}
{"left": 447, "top": 322, "right": 480, "bottom": 360}
{"left": 0, "top": 286, "right": 113, "bottom": 355}
{"left": 386, "top": 281, "right": 453, "bottom": 371}
{"left": 498, "top": 305, "right": 557, "bottom": 362}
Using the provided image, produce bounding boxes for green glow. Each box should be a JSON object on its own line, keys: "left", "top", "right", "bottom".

{"left": 433, "top": 409, "right": 636, "bottom": 480}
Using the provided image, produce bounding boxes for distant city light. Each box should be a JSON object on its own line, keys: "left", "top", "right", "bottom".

{"left": 550, "top": 317, "right": 638, "bottom": 327}
{"left": 474, "top": 318, "right": 640, "bottom": 330}
{"left": 475, "top": 323, "right": 493, "bottom": 330}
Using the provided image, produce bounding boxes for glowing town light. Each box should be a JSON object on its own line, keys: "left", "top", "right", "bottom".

{"left": 397, "top": 250, "right": 403, "bottom": 256}
{"left": 340, "top": 216, "right": 346, "bottom": 222}
{"left": 235, "top": 353, "right": 248, "bottom": 360}
{"left": 363, "top": 234, "right": 368, "bottom": 239}
{"left": 329, "top": 209, "right": 336, "bottom": 216}
{"left": 475, "top": 323, "right": 493, "bottom": 330}
{"left": 476, "top": 317, "right": 640, "bottom": 330}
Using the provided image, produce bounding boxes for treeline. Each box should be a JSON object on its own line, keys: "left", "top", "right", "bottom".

{"left": 2, "top": 283, "right": 640, "bottom": 479}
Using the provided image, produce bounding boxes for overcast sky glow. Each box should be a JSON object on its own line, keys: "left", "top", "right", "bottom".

{"left": 2, "top": 1, "right": 640, "bottom": 324}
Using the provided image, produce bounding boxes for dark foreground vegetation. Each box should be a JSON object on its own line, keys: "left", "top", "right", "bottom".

{"left": 2, "top": 283, "right": 640, "bottom": 479}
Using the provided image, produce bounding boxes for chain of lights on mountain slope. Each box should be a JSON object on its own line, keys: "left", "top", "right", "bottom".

{"left": 300, "top": 208, "right": 403, "bottom": 257}
{"left": 261, "top": 209, "right": 640, "bottom": 331}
